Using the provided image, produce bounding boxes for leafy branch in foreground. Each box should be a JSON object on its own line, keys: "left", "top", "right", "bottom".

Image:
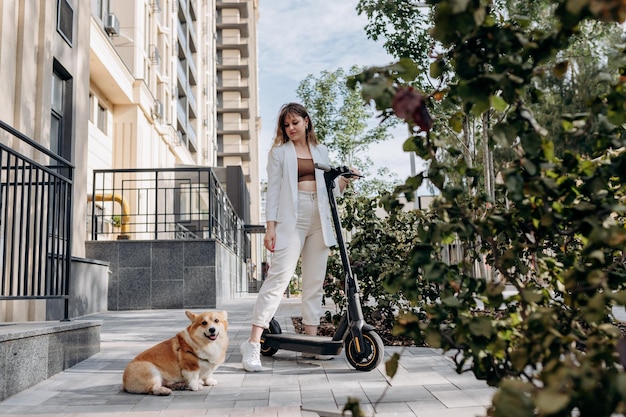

{"left": 349, "top": 0, "right": 626, "bottom": 415}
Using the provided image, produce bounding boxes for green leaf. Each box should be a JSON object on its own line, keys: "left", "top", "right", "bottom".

{"left": 396, "top": 58, "right": 421, "bottom": 82}
{"left": 510, "top": 347, "right": 528, "bottom": 372}
{"left": 607, "top": 290, "right": 626, "bottom": 305}
{"left": 492, "top": 379, "right": 534, "bottom": 417}
{"left": 469, "top": 316, "right": 494, "bottom": 338}
{"left": 471, "top": 97, "right": 491, "bottom": 116}
{"left": 490, "top": 95, "right": 508, "bottom": 112}
{"left": 442, "top": 295, "right": 462, "bottom": 307}
{"left": 425, "top": 330, "right": 442, "bottom": 348}
{"left": 535, "top": 390, "right": 570, "bottom": 414}
{"left": 520, "top": 288, "right": 543, "bottom": 303}
{"left": 449, "top": 112, "right": 464, "bottom": 133}
{"left": 582, "top": 292, "right": 606, "bottom": 324}
{"left": 386, "top": 352, "right": 401, "bottom": 378}
{"left": 430, "top": 60, "right": 444, "bottom": 79}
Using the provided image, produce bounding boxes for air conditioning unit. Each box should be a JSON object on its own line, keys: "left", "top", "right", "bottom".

{"left": 152, "top": 100, "right": 163, "bottom": 120}
{"left": 104, "top": 14, "right": 119, "bottom": 36}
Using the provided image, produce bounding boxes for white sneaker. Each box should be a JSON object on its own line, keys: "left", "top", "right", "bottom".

{"left": 302, "top": 352, "right": 334, "bottom": 360}
{"left": 240, "top": 341, "right": 262, "bottom": 372}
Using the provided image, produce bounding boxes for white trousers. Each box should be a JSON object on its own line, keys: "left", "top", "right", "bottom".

{"left": 252, "top": 190, "right": 330, "bottom": 327}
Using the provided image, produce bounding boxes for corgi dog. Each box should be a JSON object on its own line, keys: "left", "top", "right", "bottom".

{"left": 123, "top": 310, "right": 229, "bottom": 395}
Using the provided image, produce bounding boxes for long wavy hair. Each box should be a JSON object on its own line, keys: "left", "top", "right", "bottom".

{"left": 272, "top": 102, "right": 319, "bottom": 146}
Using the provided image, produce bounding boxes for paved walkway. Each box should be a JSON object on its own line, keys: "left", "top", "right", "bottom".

{"left": 0, "top": 294, "right": 493, "bottom": 417}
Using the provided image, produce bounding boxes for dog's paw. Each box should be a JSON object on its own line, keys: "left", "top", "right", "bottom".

{"left": 188, "top": 381, "right": 201, "bottom": 391}
{"left": 203, "top": 378, "right": 218, "bottom": 386}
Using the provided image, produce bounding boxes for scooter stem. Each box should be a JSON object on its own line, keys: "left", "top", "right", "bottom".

{"left": 316, "top": 163, "right": 370, "bottom": 358}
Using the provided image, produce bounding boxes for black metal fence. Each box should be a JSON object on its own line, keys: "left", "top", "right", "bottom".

{"left": 0, "top": 120, "right": 74, "bottom": 320}
{"left": 89, "top": 168, "right": 246, "bottom": 258}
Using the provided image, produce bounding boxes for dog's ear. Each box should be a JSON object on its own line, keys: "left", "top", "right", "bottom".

{"left": 220, "top": 311, "right": 228, "bottom": 320}
{"left": 185, "top": 310, "right": 196, "bottom": 321}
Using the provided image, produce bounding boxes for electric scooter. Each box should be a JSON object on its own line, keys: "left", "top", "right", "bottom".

{"left": 259, "top": 163, "right": 385, "bottom": 372}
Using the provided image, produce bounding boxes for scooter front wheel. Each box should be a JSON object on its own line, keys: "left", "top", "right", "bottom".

{"left": 260, "top": 318, "right": 281, "bottom": 357}
{"left": 345, "top": 329, "right": 384, "bottom": 371}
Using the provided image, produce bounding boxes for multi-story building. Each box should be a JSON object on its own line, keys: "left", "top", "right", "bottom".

{"left": 216, "top": 0, "right": 262, "bottom": 279}
{"left": 89, "top": 0, "right": 218, "bottom": 180}
{"left": 89, "top": 0, "right": 260, "bottom": 255}
{"left": 0, "top": 0, "right": 261, "bottom": 321}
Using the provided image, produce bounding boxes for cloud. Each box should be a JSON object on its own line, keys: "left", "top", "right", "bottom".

{"left": 258, "top": 0, "right": 392, "bottom": 82}
{"left": 257, "top": 0, "right": 409, "bottom": 181}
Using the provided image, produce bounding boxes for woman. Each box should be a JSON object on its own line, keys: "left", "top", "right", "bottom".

{"left": 240, "top": 103, "right": 356, "bottom": 372}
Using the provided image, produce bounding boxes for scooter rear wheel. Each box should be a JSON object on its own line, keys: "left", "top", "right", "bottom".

{"left": 345, "top": 329, "right": 384, "bottom": 371}
{"left": 260, "top": 318, "right": 281, "bottom": 356}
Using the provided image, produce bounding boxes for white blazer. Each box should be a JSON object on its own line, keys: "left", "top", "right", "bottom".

{"left": 265, "top": 141, "right": 340, "bottom": 251}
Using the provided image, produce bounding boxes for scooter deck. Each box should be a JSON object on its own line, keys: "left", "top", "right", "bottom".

{"left": 262, "top": 333, "right": 344, "bottom": 355}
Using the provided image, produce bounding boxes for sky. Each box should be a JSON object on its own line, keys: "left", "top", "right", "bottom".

{"left": 256, "top": 0, "right": 418, "bottom": 182}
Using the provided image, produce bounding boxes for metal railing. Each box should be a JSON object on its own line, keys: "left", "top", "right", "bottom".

{"left": 89, "top": 167, "right": 246, "bottom": 258}
{"left": 0, "top": 120, "right": 74, "bottom": 320}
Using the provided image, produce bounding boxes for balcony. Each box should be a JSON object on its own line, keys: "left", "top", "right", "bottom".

{"left": 218, "top": 143, "right": 251, "bottom": 161}
{"left": 216, "top": 0, "right": 248, "bottom": 19}
{"left": 217, "top": 39, "right": 249, "bottom": 58}
{"left": 216, "top": 18, "right": 249, "bottom": 37}
{"left": 177, "top": 60, "right": 187, "bottom": 86}
{"left": 87, "top": 167, "right": 249, "bottom": 311}
{"left": 217, "top": 97, "right": 250, "bottom": 119}
{"left": 217, "top": 106, "right": 250, "bottom": 119}
{"left": 177, "top": 23, "right": 187, "bottom": 53}
{"left": 216, "top": 61, "right": 249, "bottom": 78}
{"left": 188, "top": 19, "right": 197, "bottom": 53}
{"left": 188, "top": 88, "right": 197, "bottom": 117}
{"left": 187, "top": 123, "right": 197, "bottom": 153}
{"left": 217, "top": 83, "right": 250, "bottom": 99}
{"left": 217, "top": 121, "right": 251, "bottom": 140}
{"left": 178, "top": 0, "right": 187, "bottom": 17}
{"left": 188, "top": 54, "right": 197, "bottom": 85}
{"left": 177, "top": 99, "right": 187, "bottom": 123}
{"left": 189, "top": 0, "right": 197, "bottom": 20}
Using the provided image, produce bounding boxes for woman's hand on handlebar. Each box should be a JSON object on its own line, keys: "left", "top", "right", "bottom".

{"left": 339, "top": 167, "right": 361, "bottom": 191}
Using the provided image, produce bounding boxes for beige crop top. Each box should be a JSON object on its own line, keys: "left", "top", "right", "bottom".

{"left": 297, "top": 158, "right": 315, "bottom": 182}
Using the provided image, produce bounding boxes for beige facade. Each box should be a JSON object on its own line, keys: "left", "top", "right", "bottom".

{"left": 89, "top": 0, "right": 261, "bottom": 254}
{"left": 89, "top": 0, "right": 216, "bottom": 173}
{"left": 216, "top": 0, "right": 261, "bottom": 277}
{"left": 0, "top": 0, "right": 90, "bottom": 320}
{"left": 0, "top": 0, "right": 261, "bottom": 320}
{"left": 216, "top": 0, "right": 260, "bottom": 218}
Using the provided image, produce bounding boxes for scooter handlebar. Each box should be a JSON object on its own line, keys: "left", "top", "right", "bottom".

{"left": 314, "top": 163, "right": 363, "bottom": 178}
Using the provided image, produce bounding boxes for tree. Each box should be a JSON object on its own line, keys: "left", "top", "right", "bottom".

{"left": 296, "top": 66, "right": 395, "bottom": 177}
{"left": 349, "top": 0, "right": 626, "bottom": 416}
{"left": 356, "top": 0, "right": 624, "bottom": 199}
{"left": 356, "top": 0, "right": 432, "bottom": 84}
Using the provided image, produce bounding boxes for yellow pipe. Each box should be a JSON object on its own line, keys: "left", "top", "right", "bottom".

{"left": 87, "top": 193, "right": 131, "bottom": 235}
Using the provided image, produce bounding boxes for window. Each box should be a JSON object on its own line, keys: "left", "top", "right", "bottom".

{"left": 51, "top": 74, "right": 64, "bottom": 155}
{"left": 89, "top": 93, "right": 94, "bottom": 122}
{"left": 97, "top": 103, "right": 107, "bottom": 133}
{"left": 94, "top": 0, "right": 110, "bottom": 21}
{"left": 50, "top": 61, "right": 73, "bottom": 161}
{"left": 57, "top": 0, "right": 74, "bottom": 46}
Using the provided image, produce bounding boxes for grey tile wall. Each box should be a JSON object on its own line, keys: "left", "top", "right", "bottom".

{"left": 0, "top": 323, "right": 100, "bottom": 401}
{"left": 86, "top": 239, "right": 242, "bottom": 310}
